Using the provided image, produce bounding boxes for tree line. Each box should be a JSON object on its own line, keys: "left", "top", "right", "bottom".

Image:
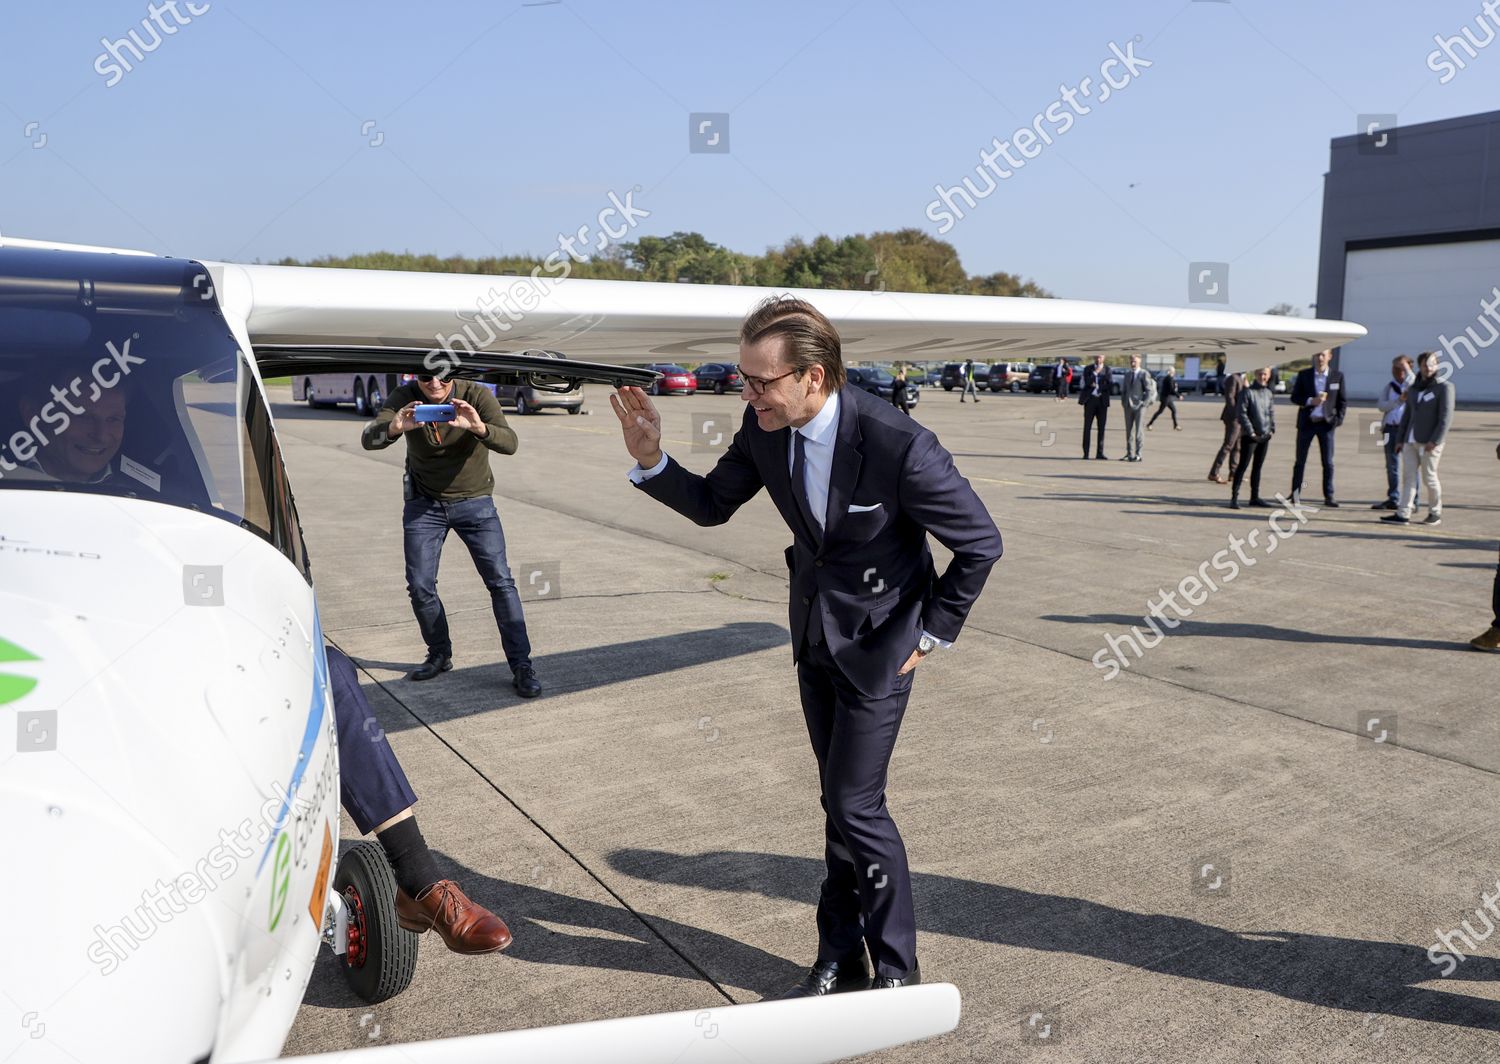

{"left": 275, "top": 228, "right": 1051, "bottom": 298}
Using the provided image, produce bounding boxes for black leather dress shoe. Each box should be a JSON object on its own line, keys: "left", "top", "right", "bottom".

{"left": 1323, "top": 498, "right": 1340, "bottom": 508}
{"left": 1248, "top": 498, "right": 1274, "bottom": 508}
{"left": 779, "top": 952, "right": 870, "bottom": 999}
{"left": 870, "top": 962, "right": 922, "bottom": 990}
{"left": 409, "top": 653, "right": 452, "bottom": 682}
{"left": 512, "top": 664, "right": 542, "bottom": 698}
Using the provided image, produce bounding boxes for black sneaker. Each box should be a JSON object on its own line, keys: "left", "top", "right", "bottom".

{"left": 1423, "top": 512, "right": 1442, "bottom": 526}
{"left": 1371, "top": 499, "right": 1396, "bottom": 510}
{"left": 513, "top": 664, "right": 542, "bottom": 698}
{"left": 1380, "top": 513, "right": 1410, "bottom": 524}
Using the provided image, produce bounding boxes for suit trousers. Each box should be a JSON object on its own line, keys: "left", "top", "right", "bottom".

{"left": 1397, "top": 442, "right": 1443, "bottom": 518}
{"left": 1210, "top": 420, "right": 1241, "bottom": 479}
{"left": 1291, "top": 420, "right": 1336, "bottom": 501}
{"left": 796, "top": 636, "right": 916, "bottom": 978}
{"left": 326, "top": 645, "right": 419, "bottom": 835}
{"left": 1123, "top": 406, "right": 1144, "bottom": 458}
{"left": 1082, "top": 398, "right": 1108, "bottom": 457}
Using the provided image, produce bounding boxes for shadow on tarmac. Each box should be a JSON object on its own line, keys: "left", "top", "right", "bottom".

{"left": 352, "top": 621, "right": 791, "bottom": 730}
{"left": 608, "top": 848, "right": 1500, "bottom": 1030}
{"left": 1039, "top": 613, "right": 1474, "bottom": 653}
{"left": 300, "top": 850, "right": 799, "bottom": 1009}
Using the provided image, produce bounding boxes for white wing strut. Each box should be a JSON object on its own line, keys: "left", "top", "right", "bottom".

{"left": 266, "top": 983, "right": 961, "bottom": 1064}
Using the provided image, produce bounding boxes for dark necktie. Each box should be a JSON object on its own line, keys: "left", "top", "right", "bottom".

{"left": 791, "top": 431, "right": 822, "bottom": 543}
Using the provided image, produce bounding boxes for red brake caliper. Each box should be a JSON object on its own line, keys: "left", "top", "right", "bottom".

{"left": 343, "top": 885, "right": 368, "bottom": 968}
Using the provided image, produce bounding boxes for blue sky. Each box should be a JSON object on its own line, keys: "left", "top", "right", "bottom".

{"left": 2, "top": 0, "right": 1497, "bottom": 315}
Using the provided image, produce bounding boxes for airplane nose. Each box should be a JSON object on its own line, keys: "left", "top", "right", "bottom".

{"left": 4, "top": 786, "right": 224, "bottom": 1063}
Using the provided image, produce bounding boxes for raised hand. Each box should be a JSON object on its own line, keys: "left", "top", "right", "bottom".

{"left": 388, "top": 400, "right": 420, "bottom": 436}
{"left": 610, "top": 386, "right": 663, "bottom": 468}
{"left": 449, "top": 397, "right": 487, "bottom": 436}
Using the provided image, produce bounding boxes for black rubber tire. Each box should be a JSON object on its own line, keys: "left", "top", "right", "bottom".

{"left": 1011, "top": 382, "right": 1020, "bottom": 393}
{"left": 943, "top": 384, "right": 953, "bottom": 391}
{"left": 304, "top": 379, "right": 321, "bottom": 407}
{"left": 367, "top": 377, "right": 383, "bottom": 414}
{"left": 334, "top": 842, "right": 418, "bottom": 1004}
{"left": 516, "top": 393, "right": 531, "bottom": 415}
{"left": 567, "top": 405, "right": 581, "bottom": 415}
{"left": 714, "top": 381, "right": 725, "bottom": 395}
{"left": 353, "top": 379, "right": 368, "bottom": 416}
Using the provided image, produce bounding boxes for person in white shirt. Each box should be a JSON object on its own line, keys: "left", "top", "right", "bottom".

{"left": 1371, "top": 355, "right": 1415, "bottom": 511}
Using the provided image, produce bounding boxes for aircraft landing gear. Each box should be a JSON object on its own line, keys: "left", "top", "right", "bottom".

{"left": 329, "top": 842, "right": 418, "bottom": 1003}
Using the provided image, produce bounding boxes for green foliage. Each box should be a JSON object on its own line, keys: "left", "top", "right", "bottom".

{"left": 277, "top": 229, "right": 1050, "bottom": 297}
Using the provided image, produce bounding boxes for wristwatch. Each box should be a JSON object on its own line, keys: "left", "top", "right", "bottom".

{"left": 917, "top": 633, "right": 938, "bottom": 656}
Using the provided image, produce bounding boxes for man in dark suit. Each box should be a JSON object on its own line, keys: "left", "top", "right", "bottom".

{"left": 1208, "top": 370, "right": 1244, "bottom": 484}
{"left": 1079, "top": 353, "right": 1111, "bottom": 459}
{"left": 610, "top": 295, "right": 1003, "bottom": 995}
{"left": 1289, "top": 349, "right": 1347, "bottom": 506}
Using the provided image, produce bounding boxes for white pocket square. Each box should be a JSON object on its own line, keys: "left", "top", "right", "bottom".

{"left": 847, "top": 502, "right": 883, "bottom": 513}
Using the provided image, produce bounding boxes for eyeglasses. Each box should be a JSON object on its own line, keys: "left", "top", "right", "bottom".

{"left": 742, "top": 367, "right": 803, "bottom": 396}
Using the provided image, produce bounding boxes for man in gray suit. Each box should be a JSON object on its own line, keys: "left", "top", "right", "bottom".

{"left": 1381, "top": 350, "right": 1454, "bottom": 527}
{"left": 1119, "top": 354, "right": 1156, "bottom": 463}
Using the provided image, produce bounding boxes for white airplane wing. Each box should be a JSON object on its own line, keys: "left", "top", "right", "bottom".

{"left": 209, "top": 261, "right": 1364, "bottom": 377}
{"left": 268, "top": 983, "right": 961, "bottom": 1064}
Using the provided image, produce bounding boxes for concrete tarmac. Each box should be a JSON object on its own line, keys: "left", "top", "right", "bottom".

{"left": 277, "top": 383, "right": 1500, "bottom": 1062}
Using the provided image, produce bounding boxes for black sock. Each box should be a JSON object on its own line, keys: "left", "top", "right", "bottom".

{"left": 376, "top": 817, "right": 443, "bottom": 898}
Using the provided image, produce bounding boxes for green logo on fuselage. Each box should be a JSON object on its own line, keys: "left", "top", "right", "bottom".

{"left": 0, "top": 638, "right": 39, "bottom": 706}
{"left": 268, "top": 833, "right": 292, "bottom": 932}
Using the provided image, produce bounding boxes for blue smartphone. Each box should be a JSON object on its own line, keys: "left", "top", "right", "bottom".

{"left": 414, "top": 403, "right": 456, "bottom": 423}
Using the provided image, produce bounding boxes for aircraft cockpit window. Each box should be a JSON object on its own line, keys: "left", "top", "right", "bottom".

{"left": 0, "top": 257, "right": 306, "bottom": 581}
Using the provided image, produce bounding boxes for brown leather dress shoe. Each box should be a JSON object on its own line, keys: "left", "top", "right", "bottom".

{"left": 395, "top": 880, "right": 512, "bottom": 954}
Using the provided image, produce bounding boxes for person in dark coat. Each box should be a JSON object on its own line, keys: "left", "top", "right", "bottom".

{"left": 1147, "top": 367, "right": 1181, "bottom": 430}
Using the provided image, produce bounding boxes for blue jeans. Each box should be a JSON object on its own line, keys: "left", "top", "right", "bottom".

{"left": 402, "top": 495, "right": 532, "bottom": 671}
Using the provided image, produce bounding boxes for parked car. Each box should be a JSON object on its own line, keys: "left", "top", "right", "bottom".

{"left": 642, "top": 364, "right": 697, "bottom": 395}
{"left": 494, "top": 382, "right": 583, "bottom": 415}
{"left": 693, "top": 362, "right": 743, "bottom": 394}
{"left": 988, "top": 362, "right": 1034, "bottom": 393}
{"left": 1027, "top": 359, "right": 1083, "bottom": 394}
{"left": 940, "top": 363, "right": 964, "bottom": 390}
{"left": 847, "top": 367, "right": 920, "bottom": 406}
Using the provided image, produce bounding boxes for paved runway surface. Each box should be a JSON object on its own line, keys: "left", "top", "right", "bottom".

{"left": 277, "top": 383, "right": 1500, "bottom": 1062}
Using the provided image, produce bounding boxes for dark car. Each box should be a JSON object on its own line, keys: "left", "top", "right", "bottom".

{"left": 1026, "top": 359, "right": 1084, "bottom": 394}
{"left": 847, "top": 367, "right": 920, "bottom": 407}
{"left": 940, "top": 361, "right": 991, "bottom": 390}
{"left": 693, "top": 362, "right": 744, "bottom": 394}
{"left": 642, "top": 364, "right": 697, "bottom": 395}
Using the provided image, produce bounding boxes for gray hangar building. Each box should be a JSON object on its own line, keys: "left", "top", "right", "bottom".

{"left": 1318, "top": 108, "right": 1500, "bottom": 402}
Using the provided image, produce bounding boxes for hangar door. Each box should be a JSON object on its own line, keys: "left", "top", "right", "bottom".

{"left": 1341, "top": 239, "right": 1500, "bottom": 402}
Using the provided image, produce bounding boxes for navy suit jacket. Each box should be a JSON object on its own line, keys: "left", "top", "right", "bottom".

{"left": 1290, "top": 367, "right": 1347, "bottom": 430}
{"left": 1078, "top": 364, "right": 1112, "bottom": 406}
{"left": 633, "top": 385, "right": 1002, "bottom": 699}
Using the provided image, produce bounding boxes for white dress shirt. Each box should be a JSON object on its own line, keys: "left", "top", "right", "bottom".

{"left": 1308, "top": 369, "right": 1329, "bottom": 421}
{"left": 627, "top": 390, "right": 949, "bottom": 652}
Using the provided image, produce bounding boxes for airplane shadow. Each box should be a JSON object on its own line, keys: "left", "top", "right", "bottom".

{"left": 352, "top": 621, "right": 790, "bottom": 731}
{"left": 1038, "top": 613, "right": 1470, "bottom": 653}
{"left": 605, "top": 849, "right": 1500, "bottom": 1031}
{"left": 299, "top": 851, "right": 797, "bottom": 1009}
